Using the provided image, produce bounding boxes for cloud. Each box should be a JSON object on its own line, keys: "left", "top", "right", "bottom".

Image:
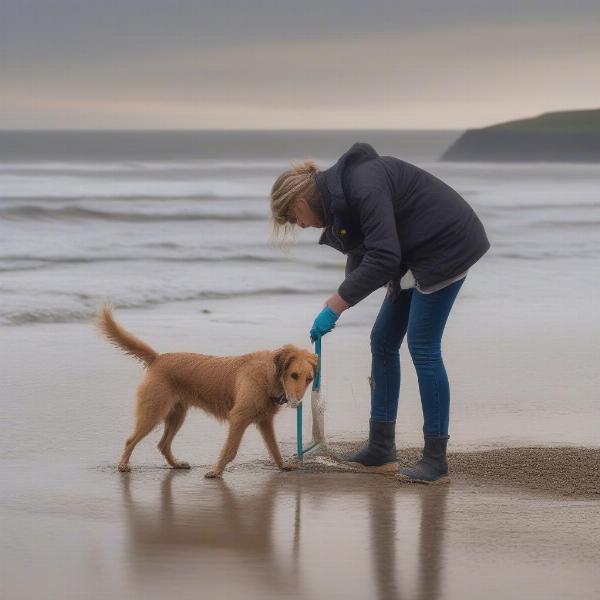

{"left": 1, "top": 1, "right": 599, "bottom": 128}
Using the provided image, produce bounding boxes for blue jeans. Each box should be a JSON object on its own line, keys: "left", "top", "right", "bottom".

{"left": 369, "top": 277, "right": 465, "bottom": 436}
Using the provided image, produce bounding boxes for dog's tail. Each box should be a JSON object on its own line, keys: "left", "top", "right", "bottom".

{"left": 95, "top": 304, "right": 158, "bottom": 367}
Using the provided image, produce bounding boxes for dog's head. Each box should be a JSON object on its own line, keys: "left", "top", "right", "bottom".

{"left": 274, "top": 344, "right": 318, "bottom": 408}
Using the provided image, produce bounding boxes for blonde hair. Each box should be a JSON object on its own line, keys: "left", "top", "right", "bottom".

{"left": 270, "top": 159, "right": 321, "bottom": 242}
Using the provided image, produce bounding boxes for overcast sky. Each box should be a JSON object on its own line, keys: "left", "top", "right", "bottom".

{"left": 1, "top": 1, "right": 598, "bottom": 129}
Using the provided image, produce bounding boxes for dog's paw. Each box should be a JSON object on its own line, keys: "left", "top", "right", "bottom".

{"left": 280, "top": 461, "right": 299, "bottom": 472}
{"left": 173, "top": 461, "right": 191, "bottom": 470}
{"left": 204, "top": 470, "right": 223, "bottom": 479}
{"left": 118, "top": 463, "right": 131, "bottom": 472}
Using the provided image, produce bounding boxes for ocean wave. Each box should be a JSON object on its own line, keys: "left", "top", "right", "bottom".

{"left": 531, "top": 219, "right": 600, "bottom": 229}
{"left": 0, "top": 193, "right": 263, "bottom": 203}
{"left": 0, "top": 174, "right": 269, "bottom": 199}
{"left": 0, "top": 204, "right": 268, "bottom": 222}
{"left": 0, "top": 253, "right": 344, "bottom": 273}
{"left": 487, "top": 250, "right": 599, "bottom": 261}
{"left": 1, "top": 286, "right": 332, "bottom": 326}
{"left": 0, "top": 254, "right": 284, "bottom": 269}
{"left": 486, "top": 201, "right": 600, "bottom": 211}
{"left": 0, "top": 159, "right": 288, "bottom": 172}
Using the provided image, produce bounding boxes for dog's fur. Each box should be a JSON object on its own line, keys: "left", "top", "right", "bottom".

{"left": 95, "top": 305, "right": 317, "bottom": 478}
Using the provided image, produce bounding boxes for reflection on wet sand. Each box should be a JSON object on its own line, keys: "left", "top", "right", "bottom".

{"left": 369, "top": 481, "right": 449, "bottom": 600}
{"left": 121, "top": 470, "right": 296, "bottom": 595}
{"left": 120, "top": 470, "right": 449, "bottom": 599}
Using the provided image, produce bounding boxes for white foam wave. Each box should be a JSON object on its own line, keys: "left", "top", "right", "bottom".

{"left": 0, "top": 159, "right": 289, "bottom": 172}
{"left": 0, "top": 174, "right": 269, "bottom": 199}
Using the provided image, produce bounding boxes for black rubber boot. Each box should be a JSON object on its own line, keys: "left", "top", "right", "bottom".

{"left": 346, "top": 419, "right": 398, "bottom": 472}
{"left": 398, "top": 435, "right": 450, "bottom": 484}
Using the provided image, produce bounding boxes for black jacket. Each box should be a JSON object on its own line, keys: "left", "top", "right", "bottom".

{"left": 314, "top": 142, "right": 490, "bottom": 306}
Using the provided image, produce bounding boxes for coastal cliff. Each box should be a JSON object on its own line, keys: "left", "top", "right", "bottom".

{"left": 441, "top": 109, "right": 600, "bottom": 162}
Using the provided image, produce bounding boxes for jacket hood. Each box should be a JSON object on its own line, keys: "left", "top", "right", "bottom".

{"left": 315, "top": 142, "right": 379, "bottom": 225}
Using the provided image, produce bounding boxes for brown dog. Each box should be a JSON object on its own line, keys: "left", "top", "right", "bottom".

{"left": 96, "top": 306, "right": 317, "bottom": 478}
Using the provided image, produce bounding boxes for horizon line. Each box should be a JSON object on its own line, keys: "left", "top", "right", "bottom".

{"left": 0, "top": 127, "right": 464, "bottom": 133}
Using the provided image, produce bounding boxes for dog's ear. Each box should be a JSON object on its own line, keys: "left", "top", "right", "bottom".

{"left": 274, "top": 345, "right": 297, "bottom": 379}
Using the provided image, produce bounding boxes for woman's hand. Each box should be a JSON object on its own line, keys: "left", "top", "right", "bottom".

{"left": 310, "top": 306, "right": 339, "bottom": 342}
{"left": 309, "top": 294, "right": 349, "bottom": 341}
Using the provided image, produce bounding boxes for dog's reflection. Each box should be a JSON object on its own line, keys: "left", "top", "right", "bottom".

{"left": 120, "top": 469, "right": 449, "bottom": 599}
{"left": 120, "top": 469, "right": 295, "bottom": 593}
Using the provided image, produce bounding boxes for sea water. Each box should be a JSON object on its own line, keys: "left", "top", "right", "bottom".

{"left": 1, "top": 130, "right": 597, "bottom": 327}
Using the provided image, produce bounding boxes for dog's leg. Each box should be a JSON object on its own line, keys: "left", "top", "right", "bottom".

{"left": 118, "top": 380, "right": 172, "bottom": 472}
{"left": 157, "top": 403, "right": 190, "bottom": 469}
{"left": 118, "top": 421, "right": 156, "bottom": 472}
{"left": 258, "top": 417, "right": 297, "bottom": 471}
{"left": 205, "top": 418, "right": 251, "bottom": 479}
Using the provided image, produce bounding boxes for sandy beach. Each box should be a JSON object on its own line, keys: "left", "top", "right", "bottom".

{"left": 2, "top": 295, "right": 599, "bottom": 600}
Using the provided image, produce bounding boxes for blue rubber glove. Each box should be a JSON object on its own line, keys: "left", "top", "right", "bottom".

{"left": 310, "top": 306, "right": 339, "bottom": 342}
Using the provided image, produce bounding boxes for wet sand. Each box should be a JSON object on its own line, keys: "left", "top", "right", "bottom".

{"left": 2, "top": 300, "right": 600, "bottom": 599}
{"left": 2, "top": 457, "right": 600, "bottom": 600}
